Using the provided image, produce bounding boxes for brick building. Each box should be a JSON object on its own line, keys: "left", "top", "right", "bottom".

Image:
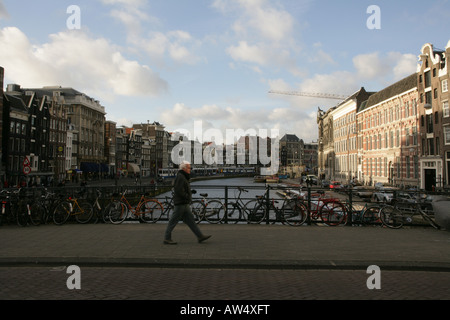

{"left": 417, "top": 42, "right": 450, "bottom": 190}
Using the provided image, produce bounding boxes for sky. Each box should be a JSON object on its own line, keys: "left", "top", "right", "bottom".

{"left": 1, "top": 0, "right": 449, "bottom": 144}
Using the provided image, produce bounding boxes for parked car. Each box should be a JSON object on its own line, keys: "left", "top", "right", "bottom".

{"left": 353, "top": 186, "right": 373, "bottom": 199}
{"left": 321, "top": 180, "right": 330, "bottom": 189}
{"left": 339, "top": 184, "right": 353, "bottom": 193}
{"left": 371, "top": 187, "right": 397, "bottom": 203}
{"left": 374, "top": 182, "right": 387, "bottom": 190}
{"left": 329, "top": 181, "right": 342, "bottom": 190}
{"left": 303, "top": 175, "right": 318, "bottom": 186}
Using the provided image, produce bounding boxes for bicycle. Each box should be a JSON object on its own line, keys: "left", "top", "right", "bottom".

{"left": 343, "top": 201, "right": 384, "bottom": 226}
{"left": 380, "top": 195, "right": 439, "bottom": 229}
{"left": 0, "top": 189, "right": 22, "bottom": 226}
{"left": 16, "top": 190, "right": 40, "bottom": 227}
{"left": 17, "top": 188, "right": 60, "bottom": 226}
{"left": 226, "top": 187, "right": 264, "bottom": 224}
{"left": 53, "top": 190, "right": 94, "bottom": 225}
{"left": 89, "top": 189, "right": 117, "bottom": 223}
{"left": 191, "top": 192, "right": 226, "bottom": 224}
{"left": 296, "top": 189, "right": 347, "bottom": 226}
{"left": 159, "top": 190, "right": 175, "bottom": 222}
{"left": 107, "top": 189, "right": 163, "bottom": 224}
{"left": 246, "top": 188, "right": 308, "bottom": 226}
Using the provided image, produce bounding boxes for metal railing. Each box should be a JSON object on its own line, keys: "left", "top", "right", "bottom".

{"left": 1, "top": 183, "right": 448, "bottom": 226}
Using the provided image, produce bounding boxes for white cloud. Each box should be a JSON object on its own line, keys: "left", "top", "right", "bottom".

{"left": 102, "top": 0, "right": 202, "bottom": 66}
{"left": 0, "top": 27, "right": 168, "bottom": 98}
{"left": 226, "top": 41, "right": 268, "bottom": 65}
{"left": 353, "top": 52, "right": 417, "bottom": 83}
{"left": 214, "top": 0, "right": 303, "bottom": 76}
{"left": 136, "top": 31, "right": 201, "bottom": 65}
{"left": 391, "top": 53, "right": 417, "bottom": 80}
{"left": 159, "top": 100, "right": 321, "bottom": 143}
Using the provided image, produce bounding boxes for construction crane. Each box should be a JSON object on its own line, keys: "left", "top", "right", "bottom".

{"left": 268, "top": 90, "right": 348, "bottom": 101}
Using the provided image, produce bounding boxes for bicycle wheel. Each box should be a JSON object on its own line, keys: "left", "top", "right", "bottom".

{"left": 361, "top": 205, "right": 382, "bottom": 226}
{"left": 53, "top": 201, "right": 71, "bottom": 225}
{"left": 203, "top": 200, "right": 226, "bottom": 224}
{"left": 225, "top": 202, "right": 241, "bottom": 224}
{"left": 380, "top": 205, "right": 403, "bottom": 229}
{"left": 108, "top": 201, "right": 127, "bottom": 224}
{"left": 319, "top": 201, "right": 346, "bottom": 226}
{"left": 29, "top": 202, "right": 46, "bottom": 226}
{"left": 191, "top": 200, "right": 205, "bottom": 223}
{"left": 75, "top": 200, "right": 94, "bottom": 224}
{"left": 160, "top": 201, "right": 173, "bottom": 221}
{"left": 245, "top": 200, "right": 266, "bottom": 224}
{"left": 139, "top": 200, "right": 164, "bottom": 223}
{"left": 102, "top": 202, "right": 116, "bottom": 223}
{"left": 282, "top": 199, "right": 308, "bottom": 226}
{"left": 16, "top": 202, "right": 29, "bottom": 227}
{"left": 418, "top": 203, "right": 440, "bottom": 229}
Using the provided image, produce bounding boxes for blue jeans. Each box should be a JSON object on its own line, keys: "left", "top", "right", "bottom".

{"left": 164, "top": 204, "right": 203, "bottom": 240}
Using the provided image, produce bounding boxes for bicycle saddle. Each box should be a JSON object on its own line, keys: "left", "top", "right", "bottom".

{"left": 200, "top": 193, "right": 208, "bottom": 197}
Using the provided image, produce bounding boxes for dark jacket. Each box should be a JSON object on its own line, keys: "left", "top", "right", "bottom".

{"left": 173, "top": 170, "right": 192, "bottom": 205}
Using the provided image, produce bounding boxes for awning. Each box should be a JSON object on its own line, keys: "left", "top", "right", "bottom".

{"left": 127, "top": 163, "right": 140, "bottom": 173}
{"left": 81, "top": 162, "right": 109, "bottom": 173}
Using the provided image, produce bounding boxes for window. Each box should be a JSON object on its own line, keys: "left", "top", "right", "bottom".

{"left": 442, "top": 79, "right": 448, "bottom": 92}
{"left": 428, "top": 138, "right": 434, "bottom": 155}
{"left": 426, "top": 114, "right": 433, "bottom": 134}
{"left": 425, "top": 71, "right": 431, "bottom": 87}
{"left": 426, "top": 91, "right": 432, "bottom": 104}
{"left": 414, "top": 156, "right": 419, "bottom": 179}
{"left": 413, "top": 127, "right": 418, "bottom": 145}
{"left": 436, "top": 137, "right": 440, "bottom": 155}
{"left": 445, "top": 126, "right": 450, "bottom": 145}
{"left": 405, "top": 128, "right": 410, "bottom": 146}
{"left": 444, "top": 101, "right": 449, "bottom": 118}
{"left": 406, "top": 156, "right": 410, "bottom": 179}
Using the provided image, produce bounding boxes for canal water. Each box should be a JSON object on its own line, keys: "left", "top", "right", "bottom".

{"left": 158, "top": 176, "right": 287, "bottom": 202}
{"left": 154, "top": 176, "right": 289, "bottom": 224}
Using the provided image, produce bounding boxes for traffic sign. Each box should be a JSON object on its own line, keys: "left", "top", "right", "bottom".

{"left": 23, "top": 166, "right": 31, "bottom": 175}
{"left": 23, "top": 157, "right": 31, "bottom": 167}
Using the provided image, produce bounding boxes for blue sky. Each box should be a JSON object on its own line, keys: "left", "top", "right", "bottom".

{"left": 1, "top": 0, "right": 449, "bottom": 143}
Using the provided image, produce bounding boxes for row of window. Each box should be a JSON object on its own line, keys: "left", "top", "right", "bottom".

{"left": 361, "top": 157, "right": 419, "bottom": 180}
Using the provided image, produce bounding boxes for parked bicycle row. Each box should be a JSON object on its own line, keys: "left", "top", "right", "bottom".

{"left": 0, "top": 185, "right": 442, "bottom": 230}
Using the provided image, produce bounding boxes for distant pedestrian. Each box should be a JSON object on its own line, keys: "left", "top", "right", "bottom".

{"left": 164, "top": 161, "right": 211, "bottom": 245}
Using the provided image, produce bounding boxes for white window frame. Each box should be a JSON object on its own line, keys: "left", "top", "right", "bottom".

{"left": 445, "top": 126, "right": 450, "bottom": 145}
{"left": 443, "top": 100, "right": 449, "bottom": 118}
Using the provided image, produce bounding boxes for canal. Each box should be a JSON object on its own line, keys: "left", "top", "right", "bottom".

{"left": 159, "top": 176, "right": 286, "bottom": 202}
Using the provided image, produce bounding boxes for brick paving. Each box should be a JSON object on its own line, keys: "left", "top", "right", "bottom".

{"left": 0, "top": 223, "right": 449, "bottom": 302}
{"left": 1, "top": 266, "right": 449, "bottom": 300}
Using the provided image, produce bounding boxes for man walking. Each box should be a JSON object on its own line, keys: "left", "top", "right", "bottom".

{"left": 164, "top": 161, "right": 211, "bottom": 245}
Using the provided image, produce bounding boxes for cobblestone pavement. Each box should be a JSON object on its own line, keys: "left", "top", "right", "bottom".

{"left": 1, "top": 266, "right": 449, "bottom": 301}
{"left": 1, "top": 223, "right": 449, "bottom": 306}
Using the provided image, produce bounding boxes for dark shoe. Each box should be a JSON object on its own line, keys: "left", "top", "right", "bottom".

{"left": 163, "top": 239, "right": 177, "bottom": 245}
{"left": 198, "top": 235, "right": 211, "bottom": 243}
